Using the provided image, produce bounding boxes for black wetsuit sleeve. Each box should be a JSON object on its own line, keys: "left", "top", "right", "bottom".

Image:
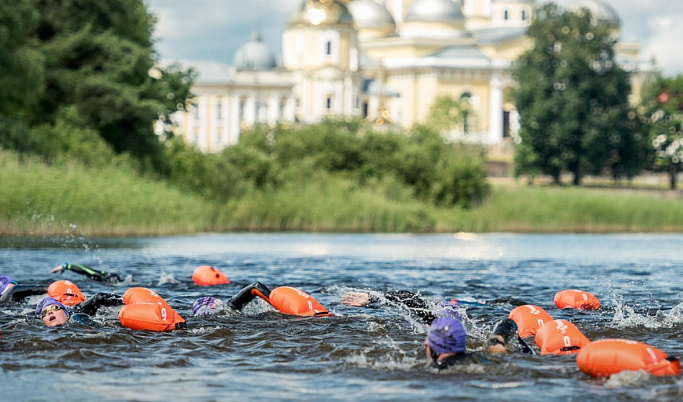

{"left": 376, "top": 290, "right": 438, "bottom": 325}
{"left": 74, "top": 293, "right": 123, "bottom": 316}
{"left": 1, "top": 286, "right": 47, "bottom": 303}
{"left": 228, "top": 282, "right": 272, "bottom": 312}
{"left": 64, "top": 263, "right": 122, "bottom": 283}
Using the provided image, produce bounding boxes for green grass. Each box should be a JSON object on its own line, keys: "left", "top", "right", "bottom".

{"left": 1, "top": 151, "right": 682, "bottom": 235}
{"left": 0, "top": 151, "right": 216, "bottom": 236}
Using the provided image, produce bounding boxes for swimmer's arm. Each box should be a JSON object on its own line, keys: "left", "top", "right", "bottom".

{"left": 51, "top": 263, "right": 121, "bottom": 283}
{"left": 74, "top": 293, "right": 123, "bottom": 316}
{"left": 341, "top": 291, "right": 371, "bottom": 307}
{"left": 3, "top": 286, "right": 47, "bottom": 302}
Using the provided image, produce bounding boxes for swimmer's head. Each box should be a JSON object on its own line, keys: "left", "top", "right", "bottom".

{"left": 440, "top": 300, "right": 465, "bottom": 321}
{"left": 36, "top": 297, "right": 70, "bottom": 327}
{"left": 487, "top": 318, "right": 534, "bottom": 354}
{"left": 0, "top": 276, "right": 17, "bottom": 296}
{"left": 192, "top": 297, "right": 223, "bottom": 316}
{"left": 425, "top": 317, "right": 467, "bottom": 359}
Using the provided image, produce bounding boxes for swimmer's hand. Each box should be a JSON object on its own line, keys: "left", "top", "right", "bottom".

{"left": 51, "top": 265, "right": 65, "bottom": 274}
{"left": 341, "top": 292, "right": 370, "bottom": 307}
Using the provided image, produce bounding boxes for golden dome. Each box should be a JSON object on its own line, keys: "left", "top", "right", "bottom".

{"left": 289, "top": 0, "right": 354, "bottom": 28}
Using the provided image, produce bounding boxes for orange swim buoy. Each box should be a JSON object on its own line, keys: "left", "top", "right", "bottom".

{"left": 122, "top": 287, "right": 173, "bottom": 311}
{"left": 554, "top": 289, "right": 600, "bottom": 310}
{"left": 269, "top": 287, "right": 332, "bottom": 317}
{"left": 118, "top": 303, "right": 186, "bottom": 332}
{"left": 535, "top": 319, "right": 591, "bottom": 355}
{"left": 509, "top": 305, "right": 553, "bottom": 338}
{"left": 47, "top": 280, "right": 87, "bottom": 306}
{"left": 576, "top": 339, "right": 681, "bottom": 377}
{"left": 192, "top": 265, "right": 229, "bottom": 286}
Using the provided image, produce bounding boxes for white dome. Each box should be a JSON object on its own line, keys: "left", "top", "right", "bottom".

{"left": 348, "top": 0, "right": 396, "bottom": 30}
{"left": 570, "top": 0, "right": 620, "bottom": 26}
{"left": 233, "top": 31, "right": 277, "bottom": 71}
{"left": 405, "top": 0, "right": 465, "bottom": 24}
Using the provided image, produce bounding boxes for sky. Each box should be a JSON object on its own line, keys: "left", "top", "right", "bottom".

{"left": 146, "top": 0, "right": 683, "bottom": 76}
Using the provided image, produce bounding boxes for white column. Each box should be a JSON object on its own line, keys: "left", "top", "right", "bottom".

{"left": 245, "top": 96, "right": 256, "bottom": 126}
{"left": 229, "top": 95, "right": 240, "bottom": 145}
{"left": 489, "top": 72, "right": 504, "bottom": 144}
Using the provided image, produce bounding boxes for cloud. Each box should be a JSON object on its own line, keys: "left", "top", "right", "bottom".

{"left": 643, "top": 15, "right": 683, "bottom": 76}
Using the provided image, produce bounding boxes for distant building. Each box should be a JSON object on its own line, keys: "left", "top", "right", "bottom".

{"left": 170, "top": 0, "right": 654, "bottom": 153}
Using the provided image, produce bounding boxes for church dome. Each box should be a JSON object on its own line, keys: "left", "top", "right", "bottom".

{"left": 289, "top": 0, "right": 354, "bottom": 28}
{"left": 405, "top": 0, "right": 465, "bottom": 24}
{"left": 570, "top": 0, "right": 620, "bottom": 26}
{"left": 347, "top": 0, "right": 396, "bottom": 30}
{"left": 233, "top": 31, "right": 277, "bottom": 71}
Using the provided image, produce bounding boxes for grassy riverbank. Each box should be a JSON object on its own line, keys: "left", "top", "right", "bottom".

{"left": 1, "top": 152, "right": 682, "bottom": 236}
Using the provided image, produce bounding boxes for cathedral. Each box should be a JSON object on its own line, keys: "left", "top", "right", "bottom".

{"left": 171, "top": 0, "right": 652, "bottom": 153}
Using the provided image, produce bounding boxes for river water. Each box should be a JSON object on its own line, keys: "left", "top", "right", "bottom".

{"left": 1, "top": 233, "right": 682, "bottom": 401}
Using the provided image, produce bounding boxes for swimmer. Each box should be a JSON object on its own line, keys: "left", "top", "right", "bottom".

{"left": 51, "top": 262, "right": 122, "bottom": 283}
{"left": 192, "top": 282, "right": 272, "bottom": 316}
{"left": 424, "top": 316, "right": 483, "bottom": 370}
{"left": 36, "top": 292, "right": 123, "bottom": 327}
{"left": 342, "top": 290, "right": 533, "bottom": 355}
{"left": 0, "top": 275, "right": 48, "bottom": 304}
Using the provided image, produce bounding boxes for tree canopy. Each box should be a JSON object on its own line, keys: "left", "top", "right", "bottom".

{"left": 0, "top": 0, "right": 193, "bottom": 171}
{"left": 641, "top": 75, "right": 683, "bottom": 189}
{"left": 511, "top": 3, "right": 645, "bottom": 185}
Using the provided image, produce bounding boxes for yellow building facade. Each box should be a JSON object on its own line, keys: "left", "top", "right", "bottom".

{"left": 173, "top": 0, "right": 652, "bottom": 152}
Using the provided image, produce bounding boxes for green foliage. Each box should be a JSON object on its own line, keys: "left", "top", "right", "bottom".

{"left": 640, "top": 75, "right": 683, "bottom": 189}
{"left": 425, "top": 95, "right": 475, "bottom": 134}
{"left": 511, "top": 3, "right": 645, "bottom": 185}
{"left": 0, "top": 0, "right": 45, "bottom": 118}
{"left": 0, "top": 150, "right": 214, "bottom": 236}
{"left": 0, "top": 0, "right": 194, "bottom": 172}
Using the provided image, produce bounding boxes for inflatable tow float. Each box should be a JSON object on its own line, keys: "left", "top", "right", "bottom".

{"left": 554, "top": 289, "right": 600, "bottom": 310}
{"left": 535, "top": 319, "right": 591, "bottom": 355}
{"left": 266, "top": 286, "right": 332, "bottom": 317}
{"left": 509, "top": 304, "right": 553, "bottom": 338}
{"left": 192, "top": 265, "right": 229, "bottom": 286}
{"left": 119, "top": 287, "right": 186, "bottom": 332}
{"left": 47, "top": 280, "right": 87, "bottom": 306}
{"left": 577, "top": 339, "right": 681, "bottom": 377}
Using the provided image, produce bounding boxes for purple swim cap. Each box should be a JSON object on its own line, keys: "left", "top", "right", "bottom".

{"left": 192, "top": 297, "right": 222, "bottom": 316}
{"left": 440, "top": 300, "right": 465, "bottom": 321}
{"left": 427, "top": 317, "right": 467, "bottom": 354}
{"left": 0, "top": 276, "right": 16, "bottom": 296}
{"left": 36, "top": 297, "right": 70, "bottom": 319}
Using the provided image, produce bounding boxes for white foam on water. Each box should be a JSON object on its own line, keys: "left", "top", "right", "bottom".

{"left": 604, "top": 370, "right": 651, "bottom": 387}
{"left": 612, "top": 295, "right": 683, "bottom": 329}
{"left": 157, "top": 272, "right": 179, "bottom": 285}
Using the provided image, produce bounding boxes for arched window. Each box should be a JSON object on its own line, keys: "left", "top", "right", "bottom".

{"left": 522, "top": 10, "right": 527, "bottom": 21}
{"left": 504, "top": 10, "right": 509, "bottom": 21}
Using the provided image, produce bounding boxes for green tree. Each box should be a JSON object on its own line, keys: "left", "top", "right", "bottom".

{"left": 511, "top": 3, "right": 644, "bottom": 185}
{"left": 641, "top": 76, "right": 683, "bottom": 190}
{"left": 0, "top": 0, "right": 45, "bottom": 151}
{"left": 32, "top": 0, "right": 193, "bottom": 171}
{"left": 425, "top": 95, "right": 475, "bottom": 134}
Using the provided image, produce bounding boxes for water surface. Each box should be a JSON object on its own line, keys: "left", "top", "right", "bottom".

{"left": 1, "top": 233, "right": 682, "bottom": 401}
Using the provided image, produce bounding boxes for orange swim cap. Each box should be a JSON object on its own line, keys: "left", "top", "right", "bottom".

{"left": 192, "top": 265, "right": 230, "bottom": 286}
{"left": 47, "top": 280, "right": 87, "bottom": 306}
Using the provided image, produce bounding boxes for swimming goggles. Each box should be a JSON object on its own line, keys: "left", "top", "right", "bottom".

{"left": 41, "top": 305, "right": 63, "bottom": 317}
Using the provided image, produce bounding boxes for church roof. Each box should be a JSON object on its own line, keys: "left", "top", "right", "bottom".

{"left": 428, "top": 44, "right": 491, "bottom": 61}
{"left": 405, "top": 0, "right": 465, "bottom": 24}
{"left": 472, "top": 26, "right": 528, "bottom": 44}
{"left": 361, "top": 79, "right": 400, "bottom": 97}
{"left": 347, "top": 0, "right": 395, "bottom": 29}
{"left": 233, "top": 31, "right": 277, "bottom": 72}
{"left": 289, "top": 0, "right": 354, "bottom": 28}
